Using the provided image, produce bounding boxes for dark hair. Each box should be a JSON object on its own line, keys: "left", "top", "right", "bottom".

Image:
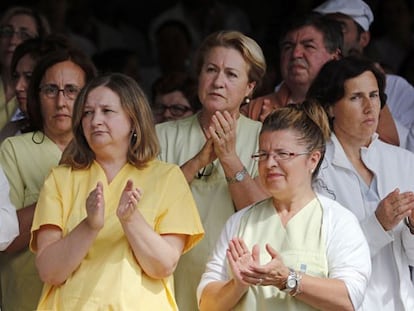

{"left": 61, "top": 73, "right": 160, "bottom": 169}
{"left": 261, "top": 100, "right": 330, "bottom": 178}
{"left": 152, "top": 71, "right": 201, "bottom": 111}
{"left": 194, "top": 30, "right": 266, "bottom": 95}
{"left": 11, "top": 34, "right": 72, "bottom": 75}
{"left": 27, "top": 46, "right": 97, "bottom": 131}
{"left": 0, "top": 6, "right": 50, "bottom": 38}
{"left": 279, "top": 14, "right": 343, "bottom": 55}
{"left": 307, "top": 55, "right": 387, "bottom": 127}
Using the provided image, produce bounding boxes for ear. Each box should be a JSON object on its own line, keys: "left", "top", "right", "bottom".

{"left": 309, "top": 150, "right": 322, "bottom": 170}
{"left": 332, "top": 48, "right": 341, "bottom": 60}
{"left": 245, "top": 81, "right": 256, "bottom": 98}
{"left": 359, "top": 31, "right": 370, "bottom": 49}
{"left": 327, "top": 106, "right": 335, "bottom": 118}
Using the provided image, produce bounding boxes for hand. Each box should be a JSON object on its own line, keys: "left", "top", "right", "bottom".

{"left": 208, "top": 111, "right": 237, "bottom": 161}
{"left": 259, "top": 98, "right": 274, "bottom": 122}
{"left": 117, "top": 180, "right": 142, "bottom": 221}
{"left": 376, "top": 188, "right": 414, "bottom": 231}
{"left": 193, "top": 137, "right": 217, "bottom": 170}
{"left": 226, "top": 237, "right": 259, "bottom": 288}
{"left": 241, "top": 244, "right": 289, "bottom": 290}
{"left": 85, "top": 182, "right": 105, "bottom": 230}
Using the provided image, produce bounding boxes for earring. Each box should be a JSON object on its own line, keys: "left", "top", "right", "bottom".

{"left": 244, "top": 96, "right": 251, "bottom": 105}
{"left": 130, "top": 131, "right": 137, "bottom": 145}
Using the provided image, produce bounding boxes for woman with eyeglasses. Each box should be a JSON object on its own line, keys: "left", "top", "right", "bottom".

{"left": 197, "top": 100, "right": 371, "bottom": 311}
{"left": 151, "top": 71, "right": 201, "bottom": 123}
{"left": 156, "top": 30, "right": 269, "bottom": 311}
{"left": 0, "top": 44, "right": 96, "bottom": 311}
{"left": 0, "top": 6, "right": 50, "bottom": 134}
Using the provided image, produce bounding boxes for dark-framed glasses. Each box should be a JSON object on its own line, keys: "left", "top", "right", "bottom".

{"left": 0, "top": 26, "right": 36, "bottom": 40}
{"left": 39, "top": 84, "right": 81, "bottom": 100}
{"left": 154, "top": 104, "right": 193, "bottom": 117}
{"left": 251, "top": 150, "right": 310, "bottom": 162}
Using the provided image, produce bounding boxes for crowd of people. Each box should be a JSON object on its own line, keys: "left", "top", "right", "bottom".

{"left": 1, "top": 0, "right": 414, "bottom": 310}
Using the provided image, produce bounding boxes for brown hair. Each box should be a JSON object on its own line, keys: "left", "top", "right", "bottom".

{"left": 261, "top": 100, "right": 331, "bottom": 178}
{"left": 60, "top": 73, "right": 160, "bottom": 169}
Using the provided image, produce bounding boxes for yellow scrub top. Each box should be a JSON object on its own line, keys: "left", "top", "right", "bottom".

{"left": 0, "top": 76, "right": 18, "bottom": 131}
{"left": 0, "top": 131, "right": 62, "bottom": 311}
{"left": 31, "top": 160, "right": 204, "bottom": 311}
{"left": 156, "top": 113, "right": 261, "bottom": 311}
{"left": 234, "top": 198, "right": 328, "bottom": 310}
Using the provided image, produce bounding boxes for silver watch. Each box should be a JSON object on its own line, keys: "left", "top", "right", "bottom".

{"left": 225, "top": 166, "right": 248, "bottom": 183}
{"left": 283, "top": 268, "right": 299, "bottom": 292}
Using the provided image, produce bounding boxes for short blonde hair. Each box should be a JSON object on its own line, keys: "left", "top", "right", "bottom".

{"left": 194, "top": 30, "right": 266, "bottom": 94}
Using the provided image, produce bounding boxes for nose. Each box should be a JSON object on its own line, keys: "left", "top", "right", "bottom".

{"left": 55, "top": 91, "right": 69, "bottom": 108}
{"left": 163, "top": 107, "right": 173, "bottom": 120}
{"left": 213, "top": 71, "right": 225, "bottom": 88}
{"left": 15, "top": 76, "right": 26, "bottom": 92}
{"left": 292, "top": 44, "right": 303, "bottom": 58}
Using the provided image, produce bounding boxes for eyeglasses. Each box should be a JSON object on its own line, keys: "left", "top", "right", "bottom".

{"left": 251, "top": 150, "right": 310, "bottom": 162}
{"left": 39, "top": 84, "right": 81, "bottom": 100}
{"left": 154, "top": 104, "right": 193, "bottom": 117}
{"left": 0, "top": 26, "right": 36, "bottom": 41}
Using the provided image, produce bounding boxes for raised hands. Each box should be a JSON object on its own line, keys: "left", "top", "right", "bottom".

{"left": 376, "top": 188, "right": 414, "bottom": 231}
{"left": 117, "top": 179, "right": 143, "bottom": 222}
{"left": 227, "top": 238, "right": 289, "bottom": 290}
{"left": 208, "top": 111, "right": 237, "bottom": 160}
{"left": 85, "top": 181, "right": 105, "bottom": 230}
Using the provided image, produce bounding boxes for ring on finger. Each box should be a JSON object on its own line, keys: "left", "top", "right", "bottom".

{"left": 256, "top": 278, "right": 263, "bottom": 286}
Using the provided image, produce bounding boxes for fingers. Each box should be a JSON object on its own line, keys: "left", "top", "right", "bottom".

{"left": 209, "top": 111, "right": 235, "bottom": 140}
{"left": 377, "top": 189, "right": 414, "bottom": 230}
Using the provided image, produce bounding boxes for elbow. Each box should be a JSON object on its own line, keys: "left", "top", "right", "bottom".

{"left": 37, "top": 269, "right": 66, "bottom": 286}
{"left": 145, "top": 256, "right": 179, "bottom": 279}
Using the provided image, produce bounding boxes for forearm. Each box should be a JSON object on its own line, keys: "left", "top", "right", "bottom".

{"left": 121, "top": 211, "right": 184, "bottom": 279}
{"left": 35, "top": 219, "right": 99, "bottom": 285}
{"left": 180, "top": 158, "right": 203, "bottom": 183}
{"left": 5, "top": 203, "right": 35, "bottom": 253}
{"left": 199, "top": 280, "right": 248, "bottom": 311}
{"left": 295, "top": 275, "right": 354, "bottom": 311}
{"left": 221, "top": 157, "right": 268, "bottom": 210}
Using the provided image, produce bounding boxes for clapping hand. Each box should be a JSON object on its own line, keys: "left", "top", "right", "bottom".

{"left": 85, "top": 181, "right": 105, "bottom": 230}
{"left": 376, "top": 188, "right": 414, "bottom": 231}
{"left": 117, "top": 179, "right": 142, "bottom": 221}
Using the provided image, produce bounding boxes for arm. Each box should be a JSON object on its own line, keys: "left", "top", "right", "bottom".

{"left": 209, "top": 111, "right": 268, "bottom": 210}
{"left": 117, "top": 180, "right": 186, "bottom": 279}
{"left": 4, "top": 203, "right": 35, "bottom": 253}
{"left": 0, "top": 168, "right": 19, "bottom": 251}
{"left": 35, "top": 182, "right": 105, "bottom": 285}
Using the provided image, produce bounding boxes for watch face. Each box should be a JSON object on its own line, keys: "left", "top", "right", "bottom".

{"left": 287, "top": 278, "right": 297, "bottom": 289}
{"left": 235, "top": 171, "right": 244, "bottom": 181}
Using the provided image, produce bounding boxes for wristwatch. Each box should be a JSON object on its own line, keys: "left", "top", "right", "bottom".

{"left": 225, "top": 166, "right": 248, "bottom": 184}
{"left": 283, "top": 268, "right": 299, "bottom": 292}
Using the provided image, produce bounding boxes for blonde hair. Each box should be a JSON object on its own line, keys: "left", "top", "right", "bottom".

{"left": 194, "top": 30, "right": 266, "bottom": 94}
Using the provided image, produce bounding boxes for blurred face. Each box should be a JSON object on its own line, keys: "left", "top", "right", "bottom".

{"left": 198, "top": 46, "right": 255, "bottom": 115}
{"left": 0, "top": 14, "right": 38, "bottom": 68}
{"left": 13, "top": 53, "right": 36, "bottom": 112}
{"left": 154, "top": 90, "right": 193, "bottom": 122}
{"left": 257, "top": 129, "right": 320, "bottom": 199}
{"left": 39, "top": 60, "right": 86, "bottom": 140}
{"left": 326, "top": 13, "right": 367, "bottom": 56}
{"left": 280, "top": 26, "right": 338, "bottom": 91}
{"left": 82, "top": 86, "right": 132, "bottom": 156}
{"left": 330, "top": 71, "right": 381, "bottom": 146}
